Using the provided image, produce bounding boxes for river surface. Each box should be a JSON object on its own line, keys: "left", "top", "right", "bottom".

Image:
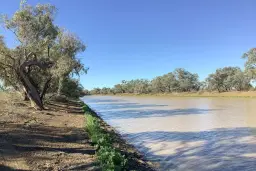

{"left": 82, "top": 96, "right": 256, "bottom": 171}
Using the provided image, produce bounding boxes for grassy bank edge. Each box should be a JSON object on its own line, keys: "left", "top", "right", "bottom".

{"left": 82, "top": 102, "right": 157, "bottom": 171}
{"left": 83, "top": 103, "right": 127, "bottom": 171}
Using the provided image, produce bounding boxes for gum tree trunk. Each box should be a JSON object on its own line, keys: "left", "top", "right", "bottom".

{"left": 18, "top": 60, "right": 53, "bottom": 110}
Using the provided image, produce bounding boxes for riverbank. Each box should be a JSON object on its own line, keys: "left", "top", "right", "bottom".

{"left": 0, "top": 92, "right": 99, "bottom": 170}
{"left": 100, "top": 91, "right": 256, "bottom": 98}
{"left": 0, "top": 92, "right": 156, "bottom": 171}
{"left": 83, "top": 103, "right": 157, "bottom": 171}
{"left": 0, "top": 93, "right": 99, "bottom": 171}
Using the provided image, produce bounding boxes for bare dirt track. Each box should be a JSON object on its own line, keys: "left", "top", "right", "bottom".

{"left": 0, "top": 92, "right": 99, "bottom": 171}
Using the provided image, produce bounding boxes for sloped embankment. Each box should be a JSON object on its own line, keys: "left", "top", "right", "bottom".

{"left": 0, "top": 92, "right": 155, "bottom": 171}
{"left": 0, "top": 92, "right": 98, "bottom": 171}
{"left": 83, "top": 103, "right": 157, "bottom": 171}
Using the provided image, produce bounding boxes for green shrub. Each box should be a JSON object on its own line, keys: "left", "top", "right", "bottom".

{"left": 95, "top": 133, "right": 112, "bottom": 148}
{"left": 97, "top": 146, "right": 127, "bottom": 171}
{"left": 84, "top": 105, "right": 127, "bottom": 171}
{"left": 83, "top": 104, "right": 91, "bottom": 113}
{"left": 86, "top": 114, "right": 100, "bottom": 134}
{"left": 61, "top": 78, "right": 85, "bottom": 99}
{"left": 52, "top": 95, "right": 68, "bottom": 102}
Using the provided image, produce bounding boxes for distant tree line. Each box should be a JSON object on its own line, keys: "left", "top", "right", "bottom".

{"left": 88, "top": 49, "right": 256, "bottom": 95}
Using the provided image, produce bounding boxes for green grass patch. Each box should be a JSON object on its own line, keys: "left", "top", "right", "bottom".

{"left": 83, "top": 104, "right": 127, "bottom": 171}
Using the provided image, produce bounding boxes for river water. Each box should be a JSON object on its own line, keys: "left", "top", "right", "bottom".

{"left": 82, "top": 95, "right": 256, "bottom": 171}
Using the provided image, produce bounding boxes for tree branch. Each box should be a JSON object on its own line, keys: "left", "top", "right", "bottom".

{"left": 40, "top": 76, "right": 52, "bottom": 101}
{"left": 20, "top": 60, "right": 54, "bottom": 70}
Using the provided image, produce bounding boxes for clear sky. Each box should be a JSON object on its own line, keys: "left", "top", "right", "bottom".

{"left": 1, "top": 0, "right": 256, "bottom": 90}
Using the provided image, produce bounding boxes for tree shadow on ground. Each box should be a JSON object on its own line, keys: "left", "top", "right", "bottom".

{"left": 0, "top": 122, "right": 98, "bottom": 170}
{"left": 0, "top": 165, "right": 28, "bottom": 171}
{"left": 124, "top": 127, "right": 256, "bottom": 171}
{"left": 0, "top": 99, "right": 154, "bottom": 171}
{"left": 46, "top": 101, "right": 85, "bottom": 114}
{"left": 69, "top": 163, "right": 99, "bottom": 170}
{"left": 0, "top": 122, "right": 92, "bottom": 151}
{"left": 0, "top": 100, "right": 99, "bottom": 171}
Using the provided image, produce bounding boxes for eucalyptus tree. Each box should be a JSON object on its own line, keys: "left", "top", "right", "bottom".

{"left": 232, "top": 70, "right": 251, "bottom": 91}
{"left": 174, "top": 68, "right": 200, "bottom": 92}
{"left": 90, "top": 88, "right": 101, "bottom": 94}
{"left": 107, "top": 88, "right": 114, "bottom": 94}
{"left": 60, "top": 78, "right": 84, "bottom": 98}
{"left": 100, "top": 87, "right": 112, "bottom": 95}
{"left": 51, "top": 30, "right": 86, "bottom": 96}
{"left": 161, "top": 72, "right": 179, "bottom": 92}
{"left": 151, "top": 76, "right": 165, "bottom": 93}
{"left": 0, "top": 2, "right": 86, "bottom": 109}
{"left": 206, "top": 70, "right": 226, "bottom": 92}
{"left": 121, "top": 80, "right": 135, "bottom": 93}
{"left": 113, "top": 84, "right": 124, "bottom": 93}
{"left": 206, "top": 67, "right": 250, "bottom": 92}
{"left": 133, "top": 79, "right": 150, "bottom": 94}
{"left": 242, "top": 48, "right": 256, "bottom": 80}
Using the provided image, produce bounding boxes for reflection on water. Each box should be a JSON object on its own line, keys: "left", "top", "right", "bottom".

{"left": 83, "top": 96, "right": 256, "bottom": 171}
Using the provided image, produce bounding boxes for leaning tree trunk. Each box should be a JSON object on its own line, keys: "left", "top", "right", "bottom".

{"left": 18, "top": 60, "right": 53, "bottom": 110}
{"left": 19, "top": 71, "right": 44, "bottom": 110}
{"left": 40, "top": 77, "right": 52, "bottom": 102}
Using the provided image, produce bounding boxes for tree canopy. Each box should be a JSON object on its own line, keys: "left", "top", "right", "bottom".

{"left": 0, "top": 1, "right": 87, "bottom": 109}
{"left": 206, "top": 67, "right": 251, "bottom": 92}
{"left": 242, "top": 48, "right": 256, "bottom": 80}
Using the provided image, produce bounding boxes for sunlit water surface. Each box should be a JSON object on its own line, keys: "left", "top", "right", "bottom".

{"left": 82, "top": 96, "right": 256, "bottom": 171}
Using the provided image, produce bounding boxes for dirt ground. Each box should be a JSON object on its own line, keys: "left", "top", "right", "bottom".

{"left": 0, "top": 92, "right": 99, "bottom": 171}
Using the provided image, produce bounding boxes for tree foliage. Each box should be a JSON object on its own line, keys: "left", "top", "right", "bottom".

{"left": 0, "top": 2, "right": 86, "bottom": 109}
{"left": 206, "top": 67, "right": 251, "bottom": 92}
{"left": 59, "top": 78, "right": 84, "bottom": 99}
{"left": 174, "top": 68, "right": 200, "bottom": 92}
{"left": 242, "top": 48, "right": 256, "bottom": 80}
{"left": 90, "top": 68, "right": 202, "bottom": 95}
{"left": 89, "top": 67, "right": 253, "bottom": 95}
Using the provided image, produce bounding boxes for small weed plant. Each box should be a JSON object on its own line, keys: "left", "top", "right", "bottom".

{"left": 83, "top": 104, "right": 127, "bottom": 171}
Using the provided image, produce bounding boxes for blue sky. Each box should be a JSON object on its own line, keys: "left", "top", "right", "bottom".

{"left": 1, "top": 0, "right": 256, "bottom": 90}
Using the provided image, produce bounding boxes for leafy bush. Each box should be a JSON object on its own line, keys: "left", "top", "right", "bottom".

{"left": 93, "top": 133, "right": 112, "bottom": 149}
{"left": 83, "top": 104, "right": 91, "bottom": 112}
{"left": 61, "top": 78, "right": 85, "bottom": 98}
{"left": 83, "top": 105, "right": 127, "bottom": 171}
{"left": 51, "top": 95, "right": 68, "bottom": 102}
{"left": 97, "top": 146, "right": 127, "bottom": 171}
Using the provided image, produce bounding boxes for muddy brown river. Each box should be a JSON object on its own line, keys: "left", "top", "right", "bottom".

{"left": 82, "top": 96, "right": 256, "bottom": 171}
